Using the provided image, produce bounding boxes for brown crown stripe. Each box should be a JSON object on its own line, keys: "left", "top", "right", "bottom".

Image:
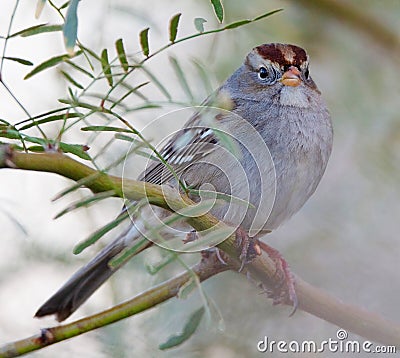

{"left": 255, "top": 43, "right": 308, "bottom": 67}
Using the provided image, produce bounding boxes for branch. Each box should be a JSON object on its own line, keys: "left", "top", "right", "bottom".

{"left": 1, "top": 146, "right": 400, "bottom": 355}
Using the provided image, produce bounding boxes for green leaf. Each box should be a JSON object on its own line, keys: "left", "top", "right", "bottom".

{"left": 24, "top": 52, "right": 81, "bottom": 80}
{"left": 224, "top": 19, "right": 251, "bottom": 29}
{"left": 124, "top": 104, "right": 161, "bottom": 113}
{"left": 115, "top": 38, "right": 129, "bottom": 73}
{"left": 212, "top": 128, "right": 241, "bottom": 158}
{"left": 26, "top": 145, "right": 46, "bottom": 152}
{"left": 0, "top": 129, "right": 44, "bottom": 144}
{"left": 16, "top": 107, "right": 71, "bottom": 126}
{"left": 210, "top": 0, "right": 224, "bottom": 23}
{"left": 191, "top": 59, "right": 213, "bottom": 94}
{"left": 66, "top": 60, "right": 94, "bottom": 78}
{"left": 166, "top": 9, "right": 284, "bottom": 52}
{"left": 3, "top": 57, "right": 33, "bottom": 66}
{"left": 81, "top": 125, "right": 134, "bottom": 133}
{"left": 60, "top": 70, "right": 84, "bottom": 89}
{"left": 113, "top": 139, "right": 157, "bottom": 162}
{"left": 78, "top": 43, "right": 101, "bottom": 61}
{"left": 194, "top": 18, "right": 207, "bottom": 33}
{"left": 0, "top": 130, "right": 89, "bottom": 160}
{"left": 53, "top": 171, "right": 103, "bottom": 201}
{"left": 139, "top": 27, "right": 150, "bottom": 57}
{"left": 59, "top": 142, "right": 91, "bottom": 160}
{"left": 10, "top": 24, "right": 63, "bottom": 38}
{"left": 54, "top": 190, "right": 115, "bottom": 219}
{"left": 140, "top": 65, "right": 171, "bottom": 101}
{"left": 67, "top": 87, "right": 76, "bottom": 102}
{"left": 83, "top": 93, "right": 123, "bottom": 108}
{"left": 109, "top": 237, "right": 150, "bottom": 269}
{"left": 0, "top": 119, "right": 11, "bottom": 125}
{"left": 187, "top": 188, "right": 255, "bottom": 209}
{"left": 10, "top": 23, "right": 46, "bottom": 37}
{"left": 221, "top": 9, "right": 283, "bottom": 31}
{"left": 60, "top": 1, "right": 70, "bottom": 10}
{"left": 114, "top": 133, "right": 135, "bottom": 142}
{"left": 118, "top": 83, "right": 146, "bottom": 101}
{"left": 58, "top": 99, "right": 100, "bottom": 111}
{"left": 74, "top": 211, "right": 130, "bottom": 254}
{"left": 146, "top": 252, "right": 178, "bottom": 275}
{"left": 178, "top": 276, "right": 197, "bottom": 299}
{"left": 169, "top": 13, "right": 181, "bottom": 43}
{"left": 19, "top": 113, "right": 80, "bottom": 130}
{"left": 159, "top": 307, "right": 205, "bottom": 350}
{"left": 22, "top": 24, "right": 62, "bottom": 37}
{"left": 63, "top": 0, "right": 79, "bottom": 54}
{"left": 110, "top": 81, "right": 150, "bottom": 109}
{"left": 169, "top": 56, "right": 194, "bottom": 102}
{"left": 101, "top": 49, "right": 113, "bottom": 87}
{"left": 253, "top": 9, "right": 283, "bottom": 21}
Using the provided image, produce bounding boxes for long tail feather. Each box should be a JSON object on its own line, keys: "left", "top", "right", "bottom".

{"left": 35, "top": 228, "right": 152, "bottom": 321}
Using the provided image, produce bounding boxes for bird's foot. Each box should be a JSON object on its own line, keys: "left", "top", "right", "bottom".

{"left": 257, "top": 240, "right": 298, "bottom": 315}
{"left": 235, "top": 227, "right": 262, "bottom": 271}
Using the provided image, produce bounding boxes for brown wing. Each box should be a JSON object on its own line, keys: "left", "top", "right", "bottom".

{"left": 138, "top": 124, "right": 218, "bottom": 184}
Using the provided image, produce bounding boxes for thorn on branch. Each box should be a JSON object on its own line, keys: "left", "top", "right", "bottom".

{"left": 35, "top": 328, "right": 55, "bottom": 346}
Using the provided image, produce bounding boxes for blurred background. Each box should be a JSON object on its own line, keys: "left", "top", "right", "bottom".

{"left": 0, "top": 0, "right": 399, "bottom": 357}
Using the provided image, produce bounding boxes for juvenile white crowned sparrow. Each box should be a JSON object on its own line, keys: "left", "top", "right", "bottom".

{"left": 36, "top": 43, "right": 333, "bottom": 321}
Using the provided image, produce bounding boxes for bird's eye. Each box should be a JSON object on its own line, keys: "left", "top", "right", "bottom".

{"left": 258, "top": 67, "right": 269, "bottom": 80}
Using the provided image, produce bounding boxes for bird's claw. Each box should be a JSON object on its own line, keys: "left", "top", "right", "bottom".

{"left": 257, "top": 240, "right": 298, "bottom": 315}
{"left": 235, "top": 227, "right": 262, "bottom": 271}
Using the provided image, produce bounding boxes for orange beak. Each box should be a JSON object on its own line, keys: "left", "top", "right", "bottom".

{"left": 280, "top": 66, "right": 302, "bottom": 87}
